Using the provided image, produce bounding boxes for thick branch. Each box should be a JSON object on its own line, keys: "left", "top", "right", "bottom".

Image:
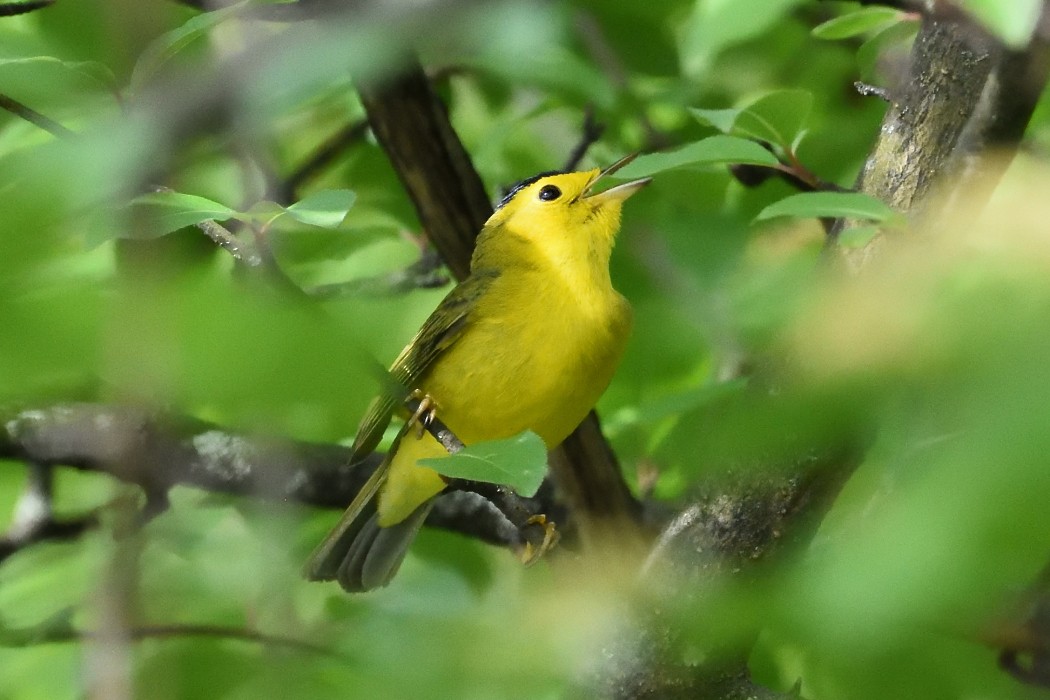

{"left": 854, "top": 17, "right": 997, "bottom": 218}
{"left": 356, "top": 60, "right": 491, "bottom": 282}
{"left": 0, "top": 403, "right": 529, "bottom": 549}
{"left": 839, "top": 8, "right": 1050, "bottom": 263}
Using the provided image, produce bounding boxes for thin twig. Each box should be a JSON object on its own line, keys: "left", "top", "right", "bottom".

{"left": 122, "top": 624, "right": 347, "bottom": 658}
{"left": 0, "top": 93, "right": 74, "bottom": 137}
{"left": 0, "top": 0, "right": 54, "bottom": 17}
{"left": 278, "top": 119, "right": 369, "bottom": 204}
{"left": 0, "top": 616, "right": 345, "bottom": 658}
{"left": 854, "top": 81, "right": 893, "bottom": 101}
{"left": 562, "top": 107, "right": 605, "bottom": 172}
{"left": 308, "top": 247, "right": 449, "bottom": 298}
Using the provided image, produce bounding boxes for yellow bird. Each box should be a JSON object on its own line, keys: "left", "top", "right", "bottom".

{"left": 304, "top": 156, "right": 650, "bottom": 591}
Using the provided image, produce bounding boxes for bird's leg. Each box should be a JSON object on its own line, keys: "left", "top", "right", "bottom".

{"left": 519, "top": 514, "right": 560, "bottom": 566}
{"left": 405, "top": 390, "right": 437, "bottom": 439}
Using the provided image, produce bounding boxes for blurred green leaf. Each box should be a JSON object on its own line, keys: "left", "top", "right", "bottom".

{"left": 284, "top": 189, "right": 357, "bottom": 229}
{"left": 411, "top": 529, "right": 496, "bottom": 596}
{"left": 0, "top": 56, "right": 115, "bottom": 92}
{"left": 128, "top": 190, "right": 237, "bottom": 239}
{"left": 617, "top": 136, "right": 779, "bottom": 179}
{"left": 756, "top": 191, "right": 895, "bottom": 222}
{"left": 0, "top": 537, "right": 105, "bottom": 628}
{"left": 812, "top": 7, "right": 902, "bottom": 40}
{"left": 128, "top": 2, "right": 246, "bottom": 94}
{"left": 838, "top": 224, "right": 880, "bottom": 248}
{"left": 736, "top": 90, "right": 813, "bottom": 148}
{"left": 420, "top": 431, "right": 547, "bottom": 497}
{"left": 679, "top": 0, "right": 805, "bottom": 78}
{"left": 694, "top": 90, "right": 814, "bottom": 151}
{"left": 959, "top": 0, "right": 1041, "bottom": 48}
{"left": 689, "top": 106, "right": 739, "bottom": 133}
{"left": 857, "top": 17, "right": 919, "bottom": 79}
{"left": 0, "top": 644, "right": 80, "bottom": 700}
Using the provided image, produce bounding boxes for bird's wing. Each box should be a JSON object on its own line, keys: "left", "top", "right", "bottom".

{"left": 349, "top": 270, "right": 497, "bottom": 461}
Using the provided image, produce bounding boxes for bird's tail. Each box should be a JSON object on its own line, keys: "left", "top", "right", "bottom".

{"left": 335, "top": 499, "right": 434, "bottom": 591}
{"left": 302, "top": 454, "right": 435, "bottom": 592}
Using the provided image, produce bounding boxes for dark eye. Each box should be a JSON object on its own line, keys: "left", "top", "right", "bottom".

{"left": 538, "top": 184, "right": 561, "bottom": 202}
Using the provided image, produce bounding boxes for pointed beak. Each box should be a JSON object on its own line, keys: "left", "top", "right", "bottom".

{"left": 583, "top": 153, "right": 652, "bottom": 202}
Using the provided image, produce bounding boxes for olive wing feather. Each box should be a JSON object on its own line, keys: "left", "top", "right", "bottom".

{"left": 348, "top": 271, "right": 497, "bottom": 461}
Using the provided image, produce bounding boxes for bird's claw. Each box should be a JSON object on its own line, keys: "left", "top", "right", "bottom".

{"left": 406, "top": 391, "right": 437, "bottom": 439}
{"left": 519, "top": 514, "right": 560, "bottom": 566}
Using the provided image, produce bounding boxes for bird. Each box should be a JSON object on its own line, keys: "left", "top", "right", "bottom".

{"left": 303, "top": 155, "right": 650, "bottom": 592}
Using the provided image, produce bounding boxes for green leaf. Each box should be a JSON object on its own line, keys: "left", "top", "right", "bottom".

{"left": 756, "top": 192, "right": 895, "bottom": 222}
{"left": 692, "top": 90, "right": 813, "bottom": 151}
{"left": 679, "top": 0, "right": 805, "bottom": 78}
{"left": 420, "top": 431, "right": 548, "bottom": 498}
{"left": 839, "top": 225, "right": 881, "bottom": 248}
{"left": 284, "top": 189, "right": 357, "bottom": 229}
{"left": 959, "top": 0, "right": 1041, "bottom": 48}
{"left": 0, "top": 57, "right": 117, "bottom": 107}
{"left": 615, "top": 136, "right": 779, "bottom": 179}
{"left": 129, "top": 190, "right": 237, "bottom": 238}
{"left": 734, "top": 90, "right": 814, "bottom": 149}
{"left": 238, "top": 199, "right": 287, "bottom": 226}
{"left": 129, "top": 2, "right": 246, "bottom": 94}
{"left": 690, "top": 107, "right": 740, "bottom": 133}
{"left": 812, "top": 7, "right": 902, "bottom": 40}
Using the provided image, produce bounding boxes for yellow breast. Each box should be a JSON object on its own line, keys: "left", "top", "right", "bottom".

{"left": 376, "top": 269, "right": 631, "bottom": 526}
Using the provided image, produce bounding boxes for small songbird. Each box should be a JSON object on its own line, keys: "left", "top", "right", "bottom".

{"left": 304, "top": 156, "right": 650, "bottom": 591}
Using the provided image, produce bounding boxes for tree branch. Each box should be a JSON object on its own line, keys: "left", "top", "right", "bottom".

{"left": 276, "top": 118, "right": 369, "bottom": 205}
{"left": 0, "top": 613, "right": 343, "bottom": 658}
{"left": 591, "top": 6, "right": 1050, "bottom": 698}
{"left": 837, "top": 8, "right": 1050, "bottom": 264}
{"left": 0, "top": 93, "right": 74, "bottom": 137}
{"left": 0, "top": 403, "right": 544, "bottom": 554}
{"left": 356, "top": 60, "right": 491, "bottom": 282}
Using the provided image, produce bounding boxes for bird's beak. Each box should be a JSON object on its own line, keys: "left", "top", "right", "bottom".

{"left": 583, "top": 153, "right": 652, "bottom": 202}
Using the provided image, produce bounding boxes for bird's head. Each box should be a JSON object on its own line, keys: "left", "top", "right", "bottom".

{"left": 473, "top": 155, "right": 651, "bottom": 272}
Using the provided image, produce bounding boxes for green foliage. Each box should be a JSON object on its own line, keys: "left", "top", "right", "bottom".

{"left": 1, "top": 1, "right": 1049, "bottom": 699}
{"left": 129, "top": 191, "right": 239, "bottom": 239}
{"left": 128, "top": 187, "right": 357, "bottom": 239}
{"left": 617, "top": 135, "right": 780, "bottom": 177}
{"left": 811, "top": 6, "right": 902, "bottom": 40}
{"left": 420, "top": 430, "right": 548, "bottom": 497}
{"left": 856, "top": 17, "right": 920, "bottom": 80}
{"left": 756, "top": 191, "right": 897, "bottom": 222}
{"left": 960, "top": 0, "right": 1042, "bottom": 48}
{"left": 693, "top": 89, "right": 814, "bottom": 152}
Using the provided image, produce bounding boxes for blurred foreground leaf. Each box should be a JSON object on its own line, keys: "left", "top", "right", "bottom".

{"left": 812, "top": 7, "right": 902, "bottom": 40}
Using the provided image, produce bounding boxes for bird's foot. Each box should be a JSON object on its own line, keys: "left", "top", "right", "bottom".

{"left": 406, "top": 391, "right": 437, "bottom": 439}
{"left": 519, "top": 514, "right": 560, "bottom": 566}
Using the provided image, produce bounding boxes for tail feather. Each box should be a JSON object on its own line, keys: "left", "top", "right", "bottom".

{"left": 302, "top": 459, "right": 389, "bottom": 583}
{"left": 303, "top": 422, "right": 439, "bottom": 592}
{"left": 337, "top": 500, "right": 434, "bottom": 592}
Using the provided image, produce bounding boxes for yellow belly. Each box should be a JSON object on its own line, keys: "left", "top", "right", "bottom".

{"left": 376, "top": 274, "right": 631, "bottom": 526}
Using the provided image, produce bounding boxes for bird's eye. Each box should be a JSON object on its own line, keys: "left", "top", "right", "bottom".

{"left": 538, "top": 184, "right": 561, "bottom": 202}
